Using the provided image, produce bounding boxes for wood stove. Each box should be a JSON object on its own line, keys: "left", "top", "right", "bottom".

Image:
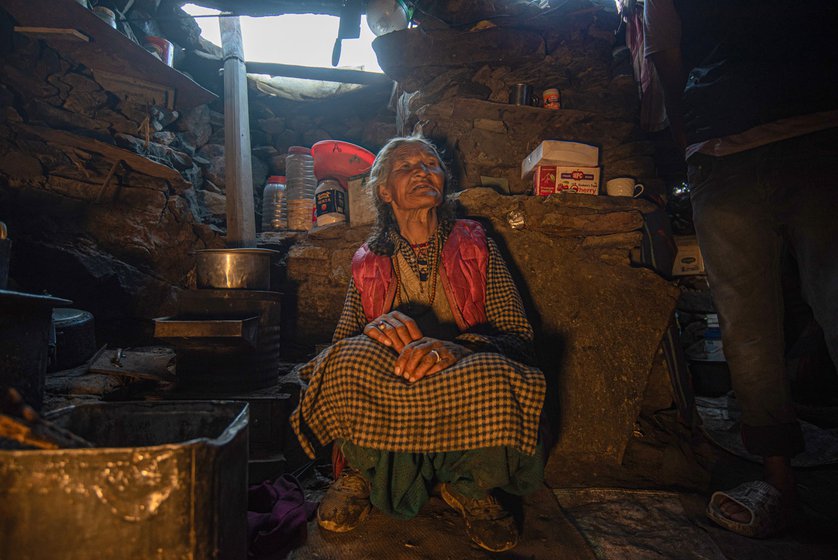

{"left": 154, "top": 288, "right": 282, "bottom": 392}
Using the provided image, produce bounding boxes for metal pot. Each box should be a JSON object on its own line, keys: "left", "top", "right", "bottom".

{"left": 195, "top": 248, "right": 278, "bottom": 290}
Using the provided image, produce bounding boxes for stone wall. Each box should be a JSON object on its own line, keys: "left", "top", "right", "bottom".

{"left": 372, "top": 0, "right": 657, "bottom": 195}
{"left": 0, "top": 11, "right": 223, "bottom": 341}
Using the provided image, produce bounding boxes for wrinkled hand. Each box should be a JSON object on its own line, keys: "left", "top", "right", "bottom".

{"left": 363, "top": 310, "right": 423, "bottom": 352}
{"left": 395, "top": 338, "right": 473, "bottom": 383}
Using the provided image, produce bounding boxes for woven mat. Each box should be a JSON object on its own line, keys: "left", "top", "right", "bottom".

{"left": 696, "top": 396, "right": 838, "bottom": 467}
{"left": 554, "top": 488, "right": 726, "bottom": 560}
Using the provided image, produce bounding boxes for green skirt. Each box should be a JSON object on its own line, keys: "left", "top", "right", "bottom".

{"left": 339, "top": 440, "right": 544, "bottom": 519}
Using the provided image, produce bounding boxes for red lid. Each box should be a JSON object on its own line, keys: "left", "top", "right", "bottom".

{"left": 267, "top": 176, "right": 286, "bottom": 183}
{"left": 311, "top": 140, "right": 375, "bottom": 182}
{"left": 288, "top": 146, "right": 311, "bottom": 155}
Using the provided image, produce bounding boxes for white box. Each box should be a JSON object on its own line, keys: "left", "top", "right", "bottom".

{"left": 347, "top": 172, "right": 375, "bottom": 226}
{"left": 532, "top": 165, "right": 600, "bottom": 196}
{"left": 521, "top": 140, "right": 600, "bottom": 179}
{"left": 672, "top": 235, "right": 705, "bottom": 276}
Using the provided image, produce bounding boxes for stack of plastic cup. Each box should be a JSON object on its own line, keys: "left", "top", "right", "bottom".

{"left": 285, "top": 146, "right": 316, "bottom": 231}
{"left": 261, "top": 175, "right": 287, "bottom": 232}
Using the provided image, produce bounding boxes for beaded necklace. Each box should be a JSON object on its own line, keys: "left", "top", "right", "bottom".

{"left": 411, "top": 240, "right": 433, "bottom": 281}
{"left": 392, "top": 230, "right": 441, "bottom": 308}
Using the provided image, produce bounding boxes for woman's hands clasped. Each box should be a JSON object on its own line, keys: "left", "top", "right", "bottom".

{"left": 363, "top": 310, "right": 422, "bottom": 352}
{"left": 364, "top": 311, "right": 473, "bottom": 383}
{"left": 394, "top": 338, "right": 472, "bottom": 383}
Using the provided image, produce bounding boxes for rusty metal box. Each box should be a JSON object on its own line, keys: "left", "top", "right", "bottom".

{"left": 0, "top": 401, "right": 249, "bottom": 560}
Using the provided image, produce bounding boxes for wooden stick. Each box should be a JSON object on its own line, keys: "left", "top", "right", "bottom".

{"left": 95, "top": 159, "right": 121, "bottom": 203}
{"left": 0, "top": 414, "right": 60, "bottom": 450}
{"left": 0, "top": 389, "right": 94, "bottom": 449}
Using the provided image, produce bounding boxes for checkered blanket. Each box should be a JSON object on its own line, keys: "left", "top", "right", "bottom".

{"left": 290, "top": 227, "right": 546, "bottom": 458}
{"left": 290, "top": 335, "right": 545, "bottom": 458}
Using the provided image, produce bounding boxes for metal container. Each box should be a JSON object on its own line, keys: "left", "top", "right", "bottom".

{"left": 0, "top": 401, "right": 249, "bottom": 560}
{"left": 195, "top": 248, "right": 278, "bottom": 290}
{"left": 49, "top": 308, "right": 97, "bottom": 372}
{"left": 0, "top": 289, "right": 72, "bottom": 411}
{"left": 92, "top": 6, "right": 117, "bottom": 28}
{"left": 509, "top": 83, "right": 537, "bottom": 106}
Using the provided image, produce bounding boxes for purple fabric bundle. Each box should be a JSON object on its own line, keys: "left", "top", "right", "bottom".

{"left": 247, "top": 474, "right": 317, "bottom": 559}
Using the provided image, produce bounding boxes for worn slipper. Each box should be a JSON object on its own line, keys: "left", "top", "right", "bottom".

{"left": 706, "top": 480, "right": 787, "bottom": 538}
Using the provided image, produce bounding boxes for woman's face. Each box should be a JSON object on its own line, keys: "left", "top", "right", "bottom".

{"left": 378, "top": 143, "right": 445, "bottom": 212}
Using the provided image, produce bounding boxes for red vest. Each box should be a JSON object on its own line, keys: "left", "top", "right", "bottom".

{"left": 351, "top": 219, "right": 488, "bottom": 331}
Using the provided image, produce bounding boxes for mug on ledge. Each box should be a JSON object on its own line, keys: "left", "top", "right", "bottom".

{"left": 509, "top": 83, "right": 539, "bottom": 106}
{"left": 606, "top": 177, "right": 644, "bottom": 197}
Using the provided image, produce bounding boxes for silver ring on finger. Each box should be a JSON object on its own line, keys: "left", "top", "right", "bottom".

{"left": 378, "top": 321, "right": 388, "bottom": 331}
{"left": 429, "top": 349, "right": 441, "bottom": 364}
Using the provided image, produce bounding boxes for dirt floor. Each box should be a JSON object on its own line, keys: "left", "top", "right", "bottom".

{"left": 287, "top": 409, "right": 838, "bottom": 560}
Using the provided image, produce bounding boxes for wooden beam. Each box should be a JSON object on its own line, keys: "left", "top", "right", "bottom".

{"left": 14, "top": 26, "right": 90, "bottom": 42}
{"left": 221, "top": 16, "right": 256, "bottom": 248}
{"left": 244, "top": 61, "right": 392, "bottom": 85}
{"left": 191, "top": 1, "right": 344, "bottom": 17}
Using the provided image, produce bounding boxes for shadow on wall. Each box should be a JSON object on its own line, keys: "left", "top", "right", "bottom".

{"left": 473, "top": 216, "right": 567, "bottom": 456}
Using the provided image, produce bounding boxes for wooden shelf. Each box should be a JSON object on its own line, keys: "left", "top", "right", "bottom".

{"left": 3, "top": 0, "right": 217, "bottom": 110}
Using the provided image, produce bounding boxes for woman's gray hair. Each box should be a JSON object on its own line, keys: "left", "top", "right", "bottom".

{"left": 366, "top": 135, "right": 456, "bottom": 255}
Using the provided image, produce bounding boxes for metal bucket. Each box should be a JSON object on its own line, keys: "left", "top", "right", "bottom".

{"left": 0, "top": 401, "right": 249, "bottom": 560}
{"left": 195, "top": 248, "right": 278, "bottom": 290}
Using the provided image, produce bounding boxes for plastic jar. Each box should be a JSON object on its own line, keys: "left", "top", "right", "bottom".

{"left": 315, "top": 178, "right": 347, "bottom": 227}
{"left": 543, "top": 88, "right": 561, "bottom": 110}
{"left": 285, "top": 146, "right": 316, "bottom": 231}
{"left": 261, "top": 175, "right": 287, "bottom": 232}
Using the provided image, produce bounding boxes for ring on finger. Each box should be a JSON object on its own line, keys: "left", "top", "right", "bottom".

{"left": 429, "top": 349, "right": 441, "bottom": 364}
{"left": 377, "top": 321, "right": 388, "bottom": 331}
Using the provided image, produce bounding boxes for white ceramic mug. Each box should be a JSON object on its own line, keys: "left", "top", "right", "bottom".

{"left": 606, "top": 177, "right": 644, "bottom": 197}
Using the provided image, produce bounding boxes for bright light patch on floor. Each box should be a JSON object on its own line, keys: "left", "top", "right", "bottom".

{"left": 183, "top": 4, "right": 383, "bottom": 73}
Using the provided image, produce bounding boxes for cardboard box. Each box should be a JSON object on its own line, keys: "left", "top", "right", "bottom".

{"left": 533, "top": 165, "right": 600, "bottom": 196}
{"left": 522, "top": 140, "right": 600, "bottom": 179}
{"left": 672, "top": 235, "right": 705, "bottom": 276}
{"left": 347, "top": 172, "right": 375, "bottom": 226}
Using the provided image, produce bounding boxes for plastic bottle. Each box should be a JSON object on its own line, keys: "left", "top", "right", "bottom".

{"left": 315, "top": 178, "right": 347, "bottom": 227}
{"left": 261, "top": 175, "right": 287, "bottom": 232}
{"left": 285, "top": 146, "right": 317, "bottom": 231}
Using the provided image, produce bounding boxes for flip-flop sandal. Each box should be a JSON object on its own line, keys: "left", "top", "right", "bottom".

{"left": 706, "top": 480, "right": 787, "bottom": 538}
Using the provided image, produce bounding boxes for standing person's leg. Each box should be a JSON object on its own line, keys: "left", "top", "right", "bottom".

{"left": 772, "top": 128, "right": 838, "bottom": 369}
{"left": 690, "top": 149, "right": 803, "bottom": 456}
{"left": 689, "top": 148, "right": 802, "bottom": 536}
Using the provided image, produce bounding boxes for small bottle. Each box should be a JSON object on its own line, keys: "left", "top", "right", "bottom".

{"left": 315, "top": 178, "right": 347, "bottom": 227}
{"left": 261, "top": 175, "right": 287, "bottom": 232}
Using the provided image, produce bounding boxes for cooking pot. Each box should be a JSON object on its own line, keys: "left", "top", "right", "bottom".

{"left": 195, "top": 248, "right": 278, "bottom": 290}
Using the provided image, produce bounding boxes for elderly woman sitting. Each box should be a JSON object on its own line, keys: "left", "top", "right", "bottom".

{"left": 290, "top": 135, "right": 545, "bottom": 552}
